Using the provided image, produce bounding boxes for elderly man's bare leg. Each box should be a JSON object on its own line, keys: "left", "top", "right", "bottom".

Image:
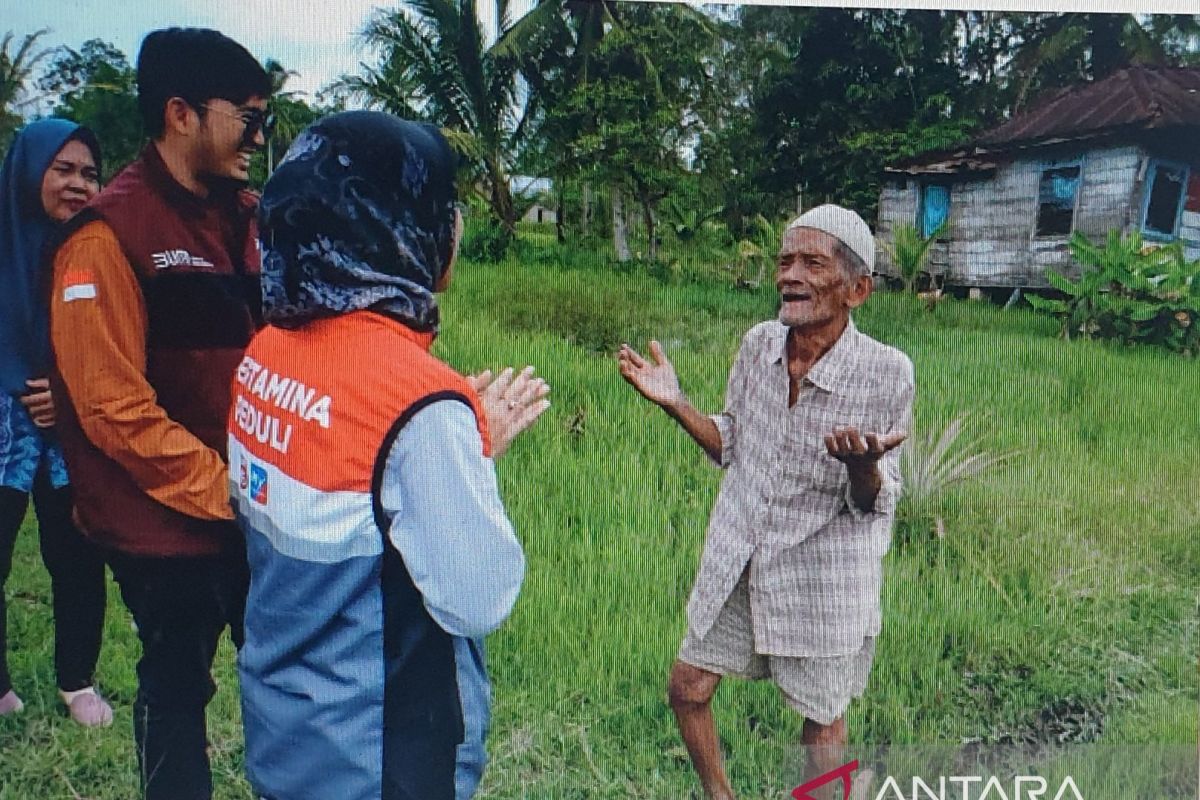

{"left": 668, "top": 661, "right": 736, "bottom": 800}
{"left": 801, "top": 717, "right": 849, "bottom": 800}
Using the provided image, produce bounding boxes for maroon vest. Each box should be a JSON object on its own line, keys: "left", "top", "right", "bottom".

{"left": 52, "top": 145, "right": 261, "bottom": 557}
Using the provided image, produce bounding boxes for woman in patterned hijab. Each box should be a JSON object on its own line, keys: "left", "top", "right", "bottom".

{"left": 241, "top": 112, "right": 550, "bottom": 800}
{"left": 258, "top": 110, "right": 459, "bottom": 331}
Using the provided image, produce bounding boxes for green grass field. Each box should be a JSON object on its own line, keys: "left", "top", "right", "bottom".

{"left": 2, "top": 240, "right": 1197, "bottom": 799}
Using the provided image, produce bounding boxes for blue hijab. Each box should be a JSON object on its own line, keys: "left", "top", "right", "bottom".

{"left": 0, "top": 119, "right": 101, "bottom": 394}
{"left": 258, "top": 111, "right": 458, "bottom": 332}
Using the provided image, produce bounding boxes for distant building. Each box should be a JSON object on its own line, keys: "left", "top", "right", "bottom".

{"left": 510, "top": 175, "right": 556, "bottom": 224}
{"left": 522, "top": 203, "right": 557, "bottom": 224}
{"left": 876, "top": 66, "right": 1200, "bottom": 288}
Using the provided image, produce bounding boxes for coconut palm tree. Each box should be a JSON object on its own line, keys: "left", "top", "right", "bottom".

{"left": 0, "top": 29, "right": 52, "bottom": 148}
{"left": 341, "top": 0, "right": 523, "bottom": 232}
{"left": 1009, "top": 13, "right": 1200, "bottom": 111}
{"left": 493, "top": 0, "right": 621, "bottom": 243}
{"left": 495, "top": 0, "right": 713, "bottom": 259}
{"left": 261, "top": 58, "right": 322, "bottom": 175}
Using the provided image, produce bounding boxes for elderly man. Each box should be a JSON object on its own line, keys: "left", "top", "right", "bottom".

{"left": 618, "top": 204, "right": 913, "bottom": 800}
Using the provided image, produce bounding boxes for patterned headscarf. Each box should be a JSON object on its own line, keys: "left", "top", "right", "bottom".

{"left": 258, "top": 111, "right": 458, "bottom": 331}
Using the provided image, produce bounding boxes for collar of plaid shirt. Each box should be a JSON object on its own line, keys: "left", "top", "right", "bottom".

{"left": 767, "top": 317, "right": 861, "bottom": 395}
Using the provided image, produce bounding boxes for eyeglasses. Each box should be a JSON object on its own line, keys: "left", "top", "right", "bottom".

{"left": 200, "top": 103, "right": 276, "bottom": 146}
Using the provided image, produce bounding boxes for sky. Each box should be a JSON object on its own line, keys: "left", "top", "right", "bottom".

{"left": 4, "top": 0, "right": 536, "bottom": 104}
{"left": 6, "top": 0, "right": 1196, "bottom": 110}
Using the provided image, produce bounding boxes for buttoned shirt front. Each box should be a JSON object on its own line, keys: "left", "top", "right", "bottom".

{"left": 687, "top": 317, "right": 914, "bottom": 657}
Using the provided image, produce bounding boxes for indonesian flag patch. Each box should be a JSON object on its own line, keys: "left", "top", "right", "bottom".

{"left": 62, "top": 269, "right": 97, "bottom": 302}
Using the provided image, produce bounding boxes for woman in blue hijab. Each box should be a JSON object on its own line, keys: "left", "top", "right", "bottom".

{"left": 0, "top": 118, "right": 112, "bottom": 726}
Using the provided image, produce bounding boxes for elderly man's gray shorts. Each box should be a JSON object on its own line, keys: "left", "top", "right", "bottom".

{"left": 678, "top": 570, "right": 876, "bottom": 726}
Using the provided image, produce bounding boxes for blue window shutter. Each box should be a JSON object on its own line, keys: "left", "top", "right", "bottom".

{"left": 921, "top": 185, "right": 950, "bottom": 237}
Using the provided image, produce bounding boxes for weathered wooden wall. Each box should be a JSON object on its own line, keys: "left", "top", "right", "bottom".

{"left": 1180, "top": 210, "right": 1200, "bottom": 260}
{"left": 876, "top": 145, "right": 1153, "bottom": 288}
{"left": 874, "top": 181, "right": 919, "bottom": 277}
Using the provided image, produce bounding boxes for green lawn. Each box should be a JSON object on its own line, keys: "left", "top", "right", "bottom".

{"left": 2, "top": 245, "right": 1196, "bottom": 799}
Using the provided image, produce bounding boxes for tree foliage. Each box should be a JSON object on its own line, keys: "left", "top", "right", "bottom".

{"left": 885, "top": 221, "right": 948, "bottom": 293}
{"left": 1007, "top": 13, "right": 1200, "bottom": 111}
{"left": 0, "top": 29, "right": 52, "bottom": 152}
{"left": 343, "top": 0, "right": 524, "bottom": 234}
{"left": 39, "top": 39, "right": 141, "bottom": 179}
{"left": 501, "top": 0, "right": 713, "bottom": 258}
{"left": 1026, "top": 231, "right": 1200, "bottom": 355}
{"left": 247, "top": 58, "right": 326, "bottom": 187}
{"left": 6, "top": 7, "right": 1197, "bottom": 267}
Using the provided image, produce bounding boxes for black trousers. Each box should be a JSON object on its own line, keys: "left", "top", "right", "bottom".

{"left": 107, "top": 543, "right": 249, "bottom": 800}
{"left": 0, "top": 465, "right": 107, "bottom": 695}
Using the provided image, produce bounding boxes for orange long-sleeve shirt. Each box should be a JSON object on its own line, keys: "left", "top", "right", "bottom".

{"left": 50, "top": 219, "right": 233, "bottom": 522}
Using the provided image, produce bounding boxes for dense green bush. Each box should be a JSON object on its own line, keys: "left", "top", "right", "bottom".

{"left": 1026, "top": 231, "right": 1200, "bottom": 355}
{"left": 478, "top": 273, "right": 655, "bottom": 354}
{"left": 729, "top": 214, "right": 786, "bottom": 289}
{"left": 461, "top": 215, "right": 516, "bottom": 262}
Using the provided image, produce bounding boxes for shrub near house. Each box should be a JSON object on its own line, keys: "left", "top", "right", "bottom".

{"left": 1026, "top": 230, "right": 1200, "bottom": 355}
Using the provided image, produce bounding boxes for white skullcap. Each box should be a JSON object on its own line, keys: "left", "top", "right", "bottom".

{"left": 786, "top": 204, "right": 875, "bottom": 273}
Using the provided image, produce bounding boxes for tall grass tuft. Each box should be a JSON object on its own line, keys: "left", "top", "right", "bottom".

{"left": 898, "top": 412, "right": 1017, "bottom": 544}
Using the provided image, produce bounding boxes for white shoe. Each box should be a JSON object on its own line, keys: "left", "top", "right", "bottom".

{"left": 60, "top": 686, "right": 114, "bottom": 728}
{"left": 0, "top": 689, "right": 24, "bottom": 716}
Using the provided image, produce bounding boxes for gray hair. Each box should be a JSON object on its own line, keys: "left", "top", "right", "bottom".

{"left": 832, "top": 240, "right": 870, "bottom": 281}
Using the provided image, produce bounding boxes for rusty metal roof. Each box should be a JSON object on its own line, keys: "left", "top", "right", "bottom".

{"left": 884, "top": 151, "right": 997, "bottom": 176}
{"left": 979, "top": 66, "right": 1200, "bottom": 148}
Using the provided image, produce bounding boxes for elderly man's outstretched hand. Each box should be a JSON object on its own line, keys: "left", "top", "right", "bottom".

{"left": 468, "top": 366, "right": 551, "bottom": 459}
{"left": 824, "top": 427, "right": 907, "bottom": 472}
{"left": 617, "top": 341, "right": 684, "bottom": 409}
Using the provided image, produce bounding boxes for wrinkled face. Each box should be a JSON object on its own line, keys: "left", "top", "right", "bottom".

{"left": 775, "top": 226, "right": 868, "bottom": 328}
{"left": 195, "top": 96, "right": 268, "bottom": 183}
{"left": 40, "top": 139, "right": 100, "bottom": 222}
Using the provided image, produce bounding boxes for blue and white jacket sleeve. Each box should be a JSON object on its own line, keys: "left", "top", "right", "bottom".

{"left": 378, "top": 399, "right": 525, "bottom": 639}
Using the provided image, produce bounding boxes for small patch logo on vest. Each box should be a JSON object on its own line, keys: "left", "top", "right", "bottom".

{"left": 249, "top": 463, "right": 269, "bottom": 505}
{"left": 61, "top": 269, "right": 97, "bottom": 302}
{"left": 151, "top": 249, "right": 215, "bottom": 270}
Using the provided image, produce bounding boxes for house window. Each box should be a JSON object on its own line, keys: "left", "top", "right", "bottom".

{"left": 1186, "top": 173, "right": 1200, "bottom": 213}
{"left": 1035, "top": 163, "right": 1081, "bottom": 236}
{"left": 919, "top": 184, "right": 950, "bottom": 238}
{"left": 1142, "top": 159, "right": 1190, "bottom": 239}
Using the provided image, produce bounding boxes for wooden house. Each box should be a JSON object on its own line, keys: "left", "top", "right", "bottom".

{"left": 522, "top": 203, "right": 558, "bottom": 224}
{"left": 510, "top": 175, "right": 557, "bottom": 225}
{"left": 876, "top": 66, "right": 1200, "bottom": 289}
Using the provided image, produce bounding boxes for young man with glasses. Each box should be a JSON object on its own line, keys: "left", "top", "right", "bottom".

{"left": 47, "top": 28, "right": 271, "bottom": 800}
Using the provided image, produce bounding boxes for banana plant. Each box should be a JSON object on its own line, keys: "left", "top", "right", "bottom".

{"left": 1027, "top": 230, "right": 1200, "bottom": 353}
{"left": 883, "top": 221, "right": 946, "bottom": 293}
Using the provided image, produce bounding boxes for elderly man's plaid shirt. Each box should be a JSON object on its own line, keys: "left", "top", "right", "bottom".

{"left": 688, "top": 317, "right": 914, "bottom": 657}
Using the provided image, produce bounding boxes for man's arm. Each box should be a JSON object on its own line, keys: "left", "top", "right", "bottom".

{"left": 662, "top": 396, "right": 723, "bottom": 465}
{"left": 380, "top": 400, "right": 525, "bottom": 639}
{"left": 618, "top": 333, "right": 755, "bottom": 467}
{"left": 834, "top": 432, "right": 902, "bottom": 514}
{"left": 49, "top": 221, "right": 234, "bottom": 521}
{"left": 826, "top": 359, "right": 914, "bottom": 515}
